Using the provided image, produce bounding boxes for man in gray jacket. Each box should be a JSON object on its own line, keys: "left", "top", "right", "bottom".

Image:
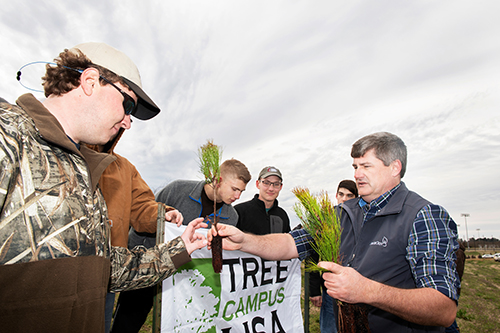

{"left": 111, "top": 158, "right": 251, "bottom": 333}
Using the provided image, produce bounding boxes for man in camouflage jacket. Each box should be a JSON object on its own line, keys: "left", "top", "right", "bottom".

{"left": 0, "top": 43, "right": 207, "bottom": 333}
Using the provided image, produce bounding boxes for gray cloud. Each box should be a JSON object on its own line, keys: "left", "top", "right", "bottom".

{"left": 1, "top": 0, "right": 499, "bottom": 238}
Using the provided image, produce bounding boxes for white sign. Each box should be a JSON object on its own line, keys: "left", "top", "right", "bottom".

{"left": 161, "top": 223, "right": 304, "bottom": 332}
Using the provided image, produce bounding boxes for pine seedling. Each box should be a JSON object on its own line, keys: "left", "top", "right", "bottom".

{"left": 198, "top": 140, "right": 223, "bottom": 186}
{"left": 292, "top": 187, "right": 342, "bottom": 273}
{"left": 198, "top": 139, "right": 224, "bottom": 273}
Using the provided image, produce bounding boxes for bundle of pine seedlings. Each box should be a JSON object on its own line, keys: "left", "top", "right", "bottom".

{"left": 293, "top": 187, "right": 371, "bottom": 332}
{"left": 292, "top": 187, "right": 342, "bottom": 271}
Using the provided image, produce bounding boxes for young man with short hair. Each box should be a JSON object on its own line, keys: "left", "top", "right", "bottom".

{"left": 153, "top": 158, "right": 251, "bottom": 227}
{"left": 335, "top": 179, "right": 358, "bottom": 204}
{"left": 111, "top": 158, "right": 251, "bottom": 332}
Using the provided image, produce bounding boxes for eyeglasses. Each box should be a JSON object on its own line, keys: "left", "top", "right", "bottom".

{"left": 64, "top": 66, "right": 137, "bottom": 116}
{"left": 99, "top": 75, "right": 137, "bottom": 116}
{"left": 260, "top": 179, "right": 282, "bottom": 188}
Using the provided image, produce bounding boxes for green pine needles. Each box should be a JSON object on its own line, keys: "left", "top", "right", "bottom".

{"left": 198, "top": 139, "right": 224, "bottom": 273}
{"left": 292, "top": 187, "right": 342, "bottom": 273}
{"left": 198, "top": 139, "right": 223, "bottom": 185}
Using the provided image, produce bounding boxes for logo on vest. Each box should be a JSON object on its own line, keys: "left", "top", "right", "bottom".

{"left": 370, "top": 236, "right": 388, "bottom": 247}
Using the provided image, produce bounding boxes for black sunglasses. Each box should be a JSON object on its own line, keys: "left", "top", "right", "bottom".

{"left": 98, "top": 75, "right": 137, "bottom": 116}
{"left": 65, "top": 66, "right": 137, "bottom": 116}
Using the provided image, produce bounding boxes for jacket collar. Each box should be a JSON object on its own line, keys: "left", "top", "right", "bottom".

{"left": 339, "top": 182, "right": 408, "bottom": 235}
{"left": 191, "top": 180, "right": 208, "bottom": 201}
{"left": 377, "top": 181, "right": 408, "bottom": 217}
{"left": 342, "top": 181, "right": 408, "bottom": 218}
{"left": 17, "top": 94, "right": 77, "bottom": 155}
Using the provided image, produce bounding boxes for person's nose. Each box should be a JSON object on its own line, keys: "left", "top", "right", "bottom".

{"left": 354, "top": 168, "right": 363, "bottom": 180}
{"left": 121, "top": 114, "right": 132, "bottom": 129}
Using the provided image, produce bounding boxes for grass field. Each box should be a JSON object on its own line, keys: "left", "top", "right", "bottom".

{"left": 134, "top": 255, "right": 500, "bottom": 333}
{"left": 454, "top": 258, "right": 500, "bottom": 333}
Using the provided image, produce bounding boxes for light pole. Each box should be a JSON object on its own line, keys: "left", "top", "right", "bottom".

{"left": 476, "top": 228, "right": 481, "bottom": 250}
{"left": 461, "top": 213, "right": 470, "bottom": 249}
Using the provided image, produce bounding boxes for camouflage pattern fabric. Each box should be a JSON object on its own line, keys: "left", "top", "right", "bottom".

{"left": 0, "top": 100, "right": 110, "bottom": 264}
{"left": 0, "top": 96, "right": 190, "bottom": 292}
{"left": 110, "top": 236, "right": 186, "bottom": 292}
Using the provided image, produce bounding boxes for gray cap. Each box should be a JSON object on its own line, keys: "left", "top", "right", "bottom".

{"left": 71, "top": 42, "right": 160, "bottom": 120}
{"left": 258, "top": 166, "right": 282, "bottom": 180}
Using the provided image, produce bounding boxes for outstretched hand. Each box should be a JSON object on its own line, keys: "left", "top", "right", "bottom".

{"left": 165, "top": 209, "right": 184, "bottom": 227}
{"left": 207, "top": 223, "right": 245, "bottom": 251}
{"left": 181, "top": 218, "right": 208, "bottom": 254}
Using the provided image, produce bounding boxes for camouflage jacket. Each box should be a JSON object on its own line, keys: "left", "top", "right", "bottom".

{"left": 0, "top": 94, "right": 190, "bottom": 292}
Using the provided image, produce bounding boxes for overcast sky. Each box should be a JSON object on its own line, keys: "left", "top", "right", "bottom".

{"left": 1, "top": 1, "right": 499, "bottom": 240}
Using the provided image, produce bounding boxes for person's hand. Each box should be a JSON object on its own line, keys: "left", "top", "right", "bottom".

{"left": 318, "top": 261, "right": 371, "bottom": 304}
{"left": 207, "top": 223, "right": 244, "bottom": 251}
{"left": 181, "top": 218, "right": 208, "bottom": 254}
{"left": 165, "top": 209, "right": 184, "bottom": 226}
{"left": 310, "top": 295, "right": 322, "bottom": 307}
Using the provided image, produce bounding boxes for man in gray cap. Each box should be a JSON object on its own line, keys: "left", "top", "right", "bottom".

{"left": 235, "top": 166, "right": 290, "bottom": 235}
{"left": 0, "top": 42, "right": 207, "bottom": 332}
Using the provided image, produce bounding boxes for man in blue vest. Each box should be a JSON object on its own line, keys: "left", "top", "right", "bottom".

{"left": 208, "top": 132, "right": 460, "bottom": 333}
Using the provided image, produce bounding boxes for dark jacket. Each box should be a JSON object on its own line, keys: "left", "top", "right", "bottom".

{"left": 235, "top": 194, "right": 290, "bottom": 235}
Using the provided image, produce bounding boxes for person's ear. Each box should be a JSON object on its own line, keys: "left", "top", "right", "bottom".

{"left": 255, "top": 179, "right": 260, "bottom": 189}
{"left": 216, "top": 176, "right": 223, "bottom": 187}
{"left": 80, "top": 68, "right": 100, "bottom": 96}
{"left": 391, "top": 159, "right": 402, "bottom": 177}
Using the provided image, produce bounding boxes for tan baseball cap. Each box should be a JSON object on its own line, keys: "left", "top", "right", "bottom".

{"left": 258, "top": 166, "right": 283, "bottom": 180}
{"left": 71, "top": 42, "right": 160, "bottom": 120}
